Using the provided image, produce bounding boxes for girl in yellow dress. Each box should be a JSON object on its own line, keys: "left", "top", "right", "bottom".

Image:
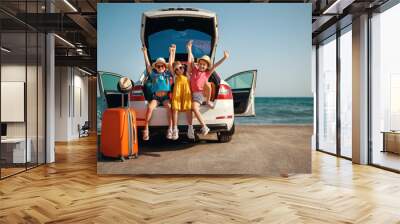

{"left": 170, "top": 42, "right": 194, "bottom": 140}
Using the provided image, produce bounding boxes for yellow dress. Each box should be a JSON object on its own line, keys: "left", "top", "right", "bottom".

{"left": 172, "top": 74, "right": 192, "bottom": 111}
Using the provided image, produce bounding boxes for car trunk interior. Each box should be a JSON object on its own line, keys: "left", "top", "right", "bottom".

{"left": 105, "top": 91, "right": 129, "bottom": 108}
{"left": 143, "top": 16, "right": 216, "bottom": 62}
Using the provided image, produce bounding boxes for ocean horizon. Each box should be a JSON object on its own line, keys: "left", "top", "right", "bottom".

{"left": 236, "top": 97, "right": 314, "bottom": 125}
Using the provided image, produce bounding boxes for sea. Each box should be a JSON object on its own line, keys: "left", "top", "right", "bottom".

{"left": 236, "top": 97, "right": 314, "bottom": 125}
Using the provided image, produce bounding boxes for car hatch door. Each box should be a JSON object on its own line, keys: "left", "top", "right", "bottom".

{"left": 225, "top": 70, "right": 257, "bottom": 117}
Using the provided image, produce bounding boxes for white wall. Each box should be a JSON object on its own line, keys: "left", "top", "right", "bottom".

{"left": 72, "top": 72, "right": 89, "bottom": 138}
{"left": 55, "top": 66, "right": 70, "bottom": 141}
{"left": 1, "top": 65, "right": 26, "bottom": 133}
{"left": 1, "top": 64, "right": 38, "bottom": 138}
{"left": 1, "top": 63, "right": 46, "bottom": 164}
{"left": 55, "top": 67, "right": 89, "bottom": 141}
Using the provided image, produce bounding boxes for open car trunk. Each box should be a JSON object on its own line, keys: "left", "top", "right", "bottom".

{"left": 141, "top": 8, "right": 218, "bottom": 63}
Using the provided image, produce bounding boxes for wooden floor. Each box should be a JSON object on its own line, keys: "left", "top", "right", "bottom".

{"left": 1, "top": 136, "right": 400, "bottom": 223}
{"left": 1, "top": 167, "right": 26, "bottom": 178}
{"left": 372, "top": 151, "right": 400, "bottom": 171}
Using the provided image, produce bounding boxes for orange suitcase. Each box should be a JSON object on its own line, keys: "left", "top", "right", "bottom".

{"left": 100, "top": 108, "right": 138, "bottom": 160}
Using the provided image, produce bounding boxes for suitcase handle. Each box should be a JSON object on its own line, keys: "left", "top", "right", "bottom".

{"left": 126, "top": 110, "right": 137, "bottom": 157}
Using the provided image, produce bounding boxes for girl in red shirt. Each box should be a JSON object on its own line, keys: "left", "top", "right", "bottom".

{"left": 187, "top": 40, "right": 229, "bottom": 136}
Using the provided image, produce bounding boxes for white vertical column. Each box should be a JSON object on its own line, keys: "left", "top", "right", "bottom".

{"left": 352, "top": 14, "right": 369, "bottom": 164}
{"left": 46, "top": 33, "right": 55, "bottom": 163}
{"left": 46, "top": 1, "right": 55, "bottom": 163}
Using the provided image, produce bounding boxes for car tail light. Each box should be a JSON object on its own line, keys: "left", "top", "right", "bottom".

{"left": 130, "top": 85, "right": 145, "bottom": 101}
{"left": 216, "top": 84, "right": 233, "bottom": 100}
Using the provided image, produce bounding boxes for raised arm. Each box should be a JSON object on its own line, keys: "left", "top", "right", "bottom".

{"left": 209, "top": 51, "right": 229, "bottom": 74}
{"left": 142, "top": 46, "right": 152, "bottom": 75}
{"left": 169, "top": 44, "right": 176, "bottom": 76}
{"left": 168, "top": 44, "right": 176, "bottom": 73}
{"left": 186, "top": 40, "right": 194, "bottom": 76}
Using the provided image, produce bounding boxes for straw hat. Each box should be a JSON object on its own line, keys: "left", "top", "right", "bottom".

{"left": 197, "top": 55, "right": 212, "bottom": 67}
{"left": 118, "top": 77, "right": 133, "bottom": 93}
{"left": 152, "top": 57, "right": 167, "bottom": 68}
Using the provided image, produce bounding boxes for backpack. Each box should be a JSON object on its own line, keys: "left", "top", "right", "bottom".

{"left": 143, "top": 70, "right": 174, "bottom": 102}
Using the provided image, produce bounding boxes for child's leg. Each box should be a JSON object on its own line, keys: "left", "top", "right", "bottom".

{"left": 145, "top": 100, "right": 158, "bottom": 129}
{"left": 185, "top": 110, "right": 193, "bottom": 125}
{"left": 162, "top": 99, "right": 173, "bottom": 129}
{"left": 172, "top": 109, "right": 179, "bottom": 129}
{"left": 171, "top": 109, "right": 180, "bottom": 140}
{"left": 163, "top": 99, "right": 174, "bottom": 139}
{"left": 203, "top": 83, "right": 214, "bottom": 108}
{"left": 204, "top": 82, "right": 212, "bottom": 102}
{"left": 186, "top": 110, "right": 194, "bottom": 139}
{"left": 144, "top": 99, "right": 158, "bottom": 139}
{"left": 192, "top": 101, "right": 206, "bottom": 127}
{"left": 192, "top": 101, "right": 209, "bottom": 136}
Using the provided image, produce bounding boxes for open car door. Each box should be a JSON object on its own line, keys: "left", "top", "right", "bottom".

{"left": 225, "top": 70, "right": 257, "bottom": 117}
{"left": 97, "top": 71, "right": 127, "bottom": 133}
{"left": 98, "top": 71, "right": 128, "bottom": 108}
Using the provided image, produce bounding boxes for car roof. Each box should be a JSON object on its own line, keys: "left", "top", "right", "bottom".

{"left": 143, "top": 8, "right": 216, "bottom": 19}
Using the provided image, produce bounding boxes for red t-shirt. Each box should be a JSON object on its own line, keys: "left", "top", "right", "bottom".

{"left": 190, "top": 65, "right": 212, "bottom": 92}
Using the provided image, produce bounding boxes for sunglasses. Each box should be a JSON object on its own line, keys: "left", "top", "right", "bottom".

{"left": 174, "top": 66, "right": 184, "bottom": 72}
{"left": 155, "top": 64, "right": 165, "bottom": 69}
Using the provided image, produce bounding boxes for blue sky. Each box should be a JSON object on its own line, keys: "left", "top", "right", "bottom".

{"left": 98, "top": 3, "right": 311, "bottom": 97}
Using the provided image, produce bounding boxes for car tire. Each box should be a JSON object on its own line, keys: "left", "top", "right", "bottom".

{"left": 194, "top": 133, "right": 200, "bottom": 142}
{"left": 217, "top": 123, "right": 235, "bottom": 143}
{"left": 137, "top": 130, "right": 148, "bottom": 145}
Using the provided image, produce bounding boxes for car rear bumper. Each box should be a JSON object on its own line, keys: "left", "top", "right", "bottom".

{"left": 138, "top": 123, "right": 229, "bottom": 133}
{"left": 130, "top": 99, "right": 235, "bottom": 131}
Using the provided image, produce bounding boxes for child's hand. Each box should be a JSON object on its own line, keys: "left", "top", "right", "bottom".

{"left": 186, "top": 40, "right": 193, "bottom": 50}
{"left": 223, "top": 51, "right": 229, "bottom": 59}
{"left": 170, "top": 44, "right": 176, "bottom": 52}
{"left": 142, "top": 46, "right": 147, "bottom": 52}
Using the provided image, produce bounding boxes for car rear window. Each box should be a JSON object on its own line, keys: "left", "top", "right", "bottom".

{"left": 148, "top": 29, "right": 212, "bottom": 61}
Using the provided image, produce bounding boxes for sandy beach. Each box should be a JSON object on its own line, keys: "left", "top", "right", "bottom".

{"left": 97, "top": 125, "right": 313, "bottom": 175}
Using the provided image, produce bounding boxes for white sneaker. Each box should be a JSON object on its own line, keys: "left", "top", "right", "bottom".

{"left": 142, "top": 129, "right": 149, "bottom": 141}
{"left": 187, "top": 125, "right": 195, "bottom": 139}
{"left": 172, "top": 128, "right": 179, "bottom": 140}
{"left": 166, "top": 128, "right": 173, "bottom": 139}
{"left": 201, "top": 126, "right": 210, "bottom": 136}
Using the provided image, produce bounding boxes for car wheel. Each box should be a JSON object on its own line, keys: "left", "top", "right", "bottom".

{"left": 137, "top": 130, "right": 146, "bottom": 145}
{"left": 194, "top": 133, "right": 200, "bottom": 142}
{"left": 217, "top": 131, "right": 232, "bottom": 143}
{"left": 217, "top": 124, "right": 234, "bottom": 143}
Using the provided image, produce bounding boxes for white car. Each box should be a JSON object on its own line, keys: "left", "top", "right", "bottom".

{"left": 97, "top": 8, "right": 257, "bottom": 142}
